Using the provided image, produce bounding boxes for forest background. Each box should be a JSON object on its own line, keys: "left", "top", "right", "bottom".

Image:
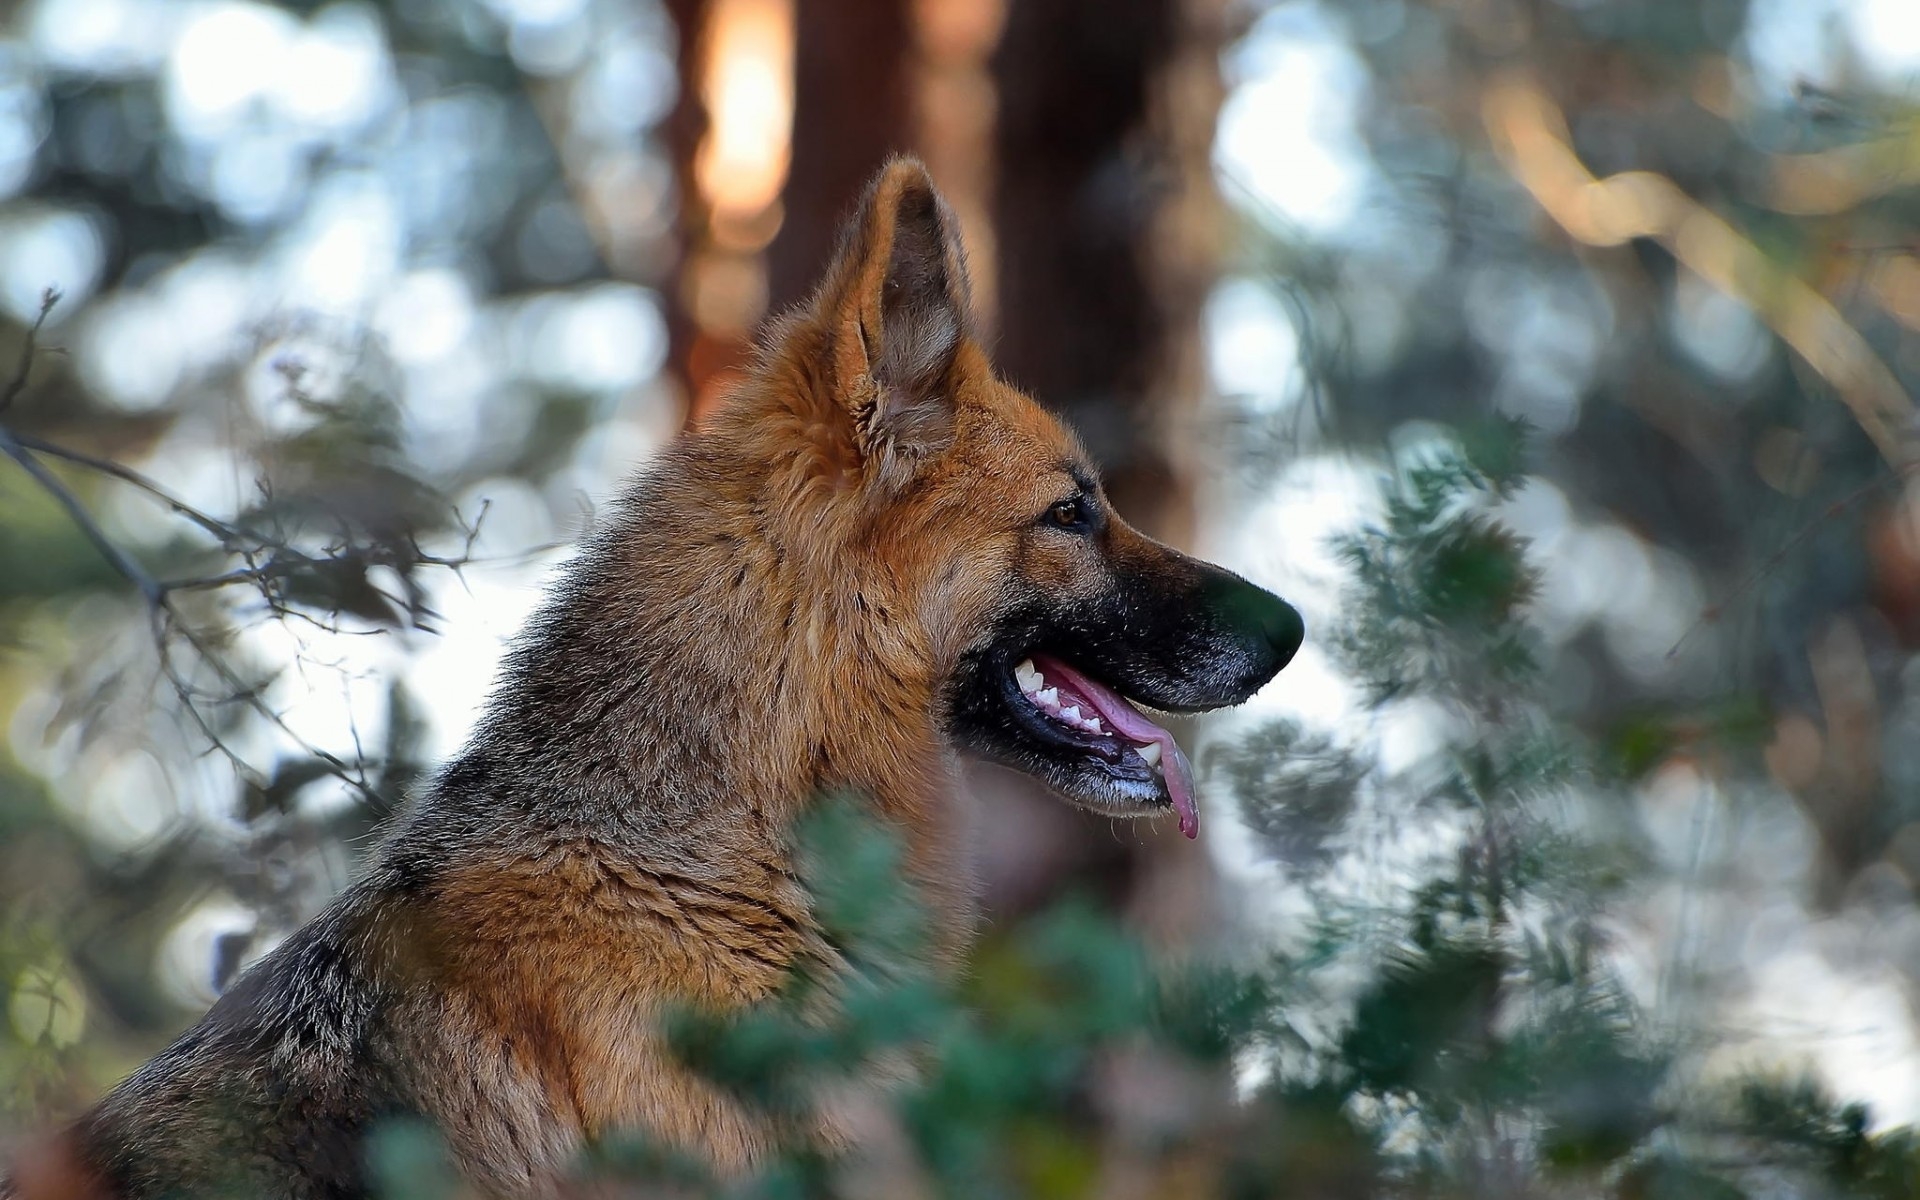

{"left": 4, "top": 0, "right": 1920, "bottom": 1194}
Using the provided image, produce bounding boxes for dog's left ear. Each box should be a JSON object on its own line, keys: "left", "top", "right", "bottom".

{"left": 813, "top": 158, "right": 972, "bottom": 472}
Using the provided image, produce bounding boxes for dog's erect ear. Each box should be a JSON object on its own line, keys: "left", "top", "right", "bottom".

{"left": 813, "top": 158, "right": 971, "bottom": 468}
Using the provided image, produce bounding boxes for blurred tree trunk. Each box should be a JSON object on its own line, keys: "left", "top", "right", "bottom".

{"left": 981, "top": 0, "right": 1229, "bottom": 944}
{"left": 662, "top": 0, "right": 713, "bottom": 420}
{"left": 766, "top": 0, "right": 915, "bottom": 313}
{"left": 992, "top": 0, "right": 1215, "bottom": 547}
{"left": 667, "top": 0, "right": 914, "bottom": 416}
{"left": 986, "top": 10, "right": 1233, "bottom": 1189}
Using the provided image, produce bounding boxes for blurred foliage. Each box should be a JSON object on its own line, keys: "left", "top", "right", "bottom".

{"left": 1220, "top": 0, "right": 1920, "bottom": 1179}
{"left": 0, "top": 0, "right": 663, "bottom": 1125}
{"left": 351, "top": 433, "right": 1920, "bottom": 1197}
{"left": 5, "top": 0, "right": 1920, "bottom": 1195}
{"left": 1331, "top": 414, "right": 1539, "bottom": 704}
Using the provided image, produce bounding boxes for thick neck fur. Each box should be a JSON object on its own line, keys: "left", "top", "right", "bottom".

{"left": 404, "top": 351, "right": 973, "bottom": 931}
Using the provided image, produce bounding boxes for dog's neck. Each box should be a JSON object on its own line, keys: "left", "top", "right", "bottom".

{"left": 426, "top": 434, "right": 974, "bottom": 929}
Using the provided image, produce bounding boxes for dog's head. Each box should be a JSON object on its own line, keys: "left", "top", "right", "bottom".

{"left": 717, "top": 159, "right": 1301, "bottom": 837}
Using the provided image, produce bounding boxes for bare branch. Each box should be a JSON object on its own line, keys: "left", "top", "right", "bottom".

{"left": 161, "top": 609, "right": 384, "bottom": 803}
{"left": 0, "top": 288, "right": 59, "bottom": 416}
{"left": 1666, "top": 467, "right": 1911, "bottom": 661}
{"left": 0, "top": 308, "right": 568, "bottom": 816}
{"left": 0, "top": 426, "right": 166, "bottom": 605}
{"left": 1484, "top": 75, "right": 1920, "bottom": 469}
{"left": 12, "top": 431, "right": 262, "bottom": 547}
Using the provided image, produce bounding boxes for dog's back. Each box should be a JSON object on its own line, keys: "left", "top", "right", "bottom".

{"left": 66, "top": 907, "right": 398, "bottom": 1198}
{"left": 29, "top": 431, "right": 853, "bottom": 1196}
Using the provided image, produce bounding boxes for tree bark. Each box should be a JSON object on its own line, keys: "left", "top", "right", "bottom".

{"left": 984, "top": 0, "right": 1228, "bottom": 941}
{"left": 765, "top": 0, "right": 916, "bottom": 314}
{"left": 992, "top": 0, "right": 1189, "bottom": 540}
{"left": 662, "top": 0, "right": 714, "bottom": 420}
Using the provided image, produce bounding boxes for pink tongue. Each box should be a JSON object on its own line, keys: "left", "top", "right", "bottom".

{"left": 1031, "top": 655, "right": 1199, "bottom": 839}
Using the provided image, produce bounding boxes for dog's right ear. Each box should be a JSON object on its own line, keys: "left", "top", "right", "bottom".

{"left": 810, "top": 158, "right": 972, "bottom": 478}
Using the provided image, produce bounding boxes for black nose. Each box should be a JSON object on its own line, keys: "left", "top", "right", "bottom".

{"left": 1206, "top": 572, "right": 1304, "bottom": 677}
{"left": 1255, "top": 589, "right": 1304, "bottom": 670}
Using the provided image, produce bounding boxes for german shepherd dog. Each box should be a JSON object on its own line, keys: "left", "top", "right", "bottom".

{"left": 7, "top": 159, "right": 1300, "bottom": 1198}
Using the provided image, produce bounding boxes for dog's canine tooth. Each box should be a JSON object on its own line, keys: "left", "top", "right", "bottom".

{"left": 1138, "top": 742, "right": 1162, "bottom": 768}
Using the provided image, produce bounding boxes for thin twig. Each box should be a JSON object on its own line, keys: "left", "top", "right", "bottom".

{"left": 1485, "top": 75, "right": 1920, "bottom": 469}
{"left": 162, "top": 561, "right": 300, "bottom": 594}
{"left": 0, "top": 306, "right": 566, "bottom": 812}
{"left": 1666, "top": 468, "right": 1911, "bottom": 660}
{"left": 162, "top": 608, "right": 383, "bottom": 802}
{"left": 12, "top": 431, "right": 263, "bottom": 547}
{"left": 0, "top": 288, "right": 58, "bottom": 415}
{"left": 0, "top": 426, "right": 165, "bottom": 604}
{"left": 3, "top": 442, "right": 380, "bottom": 799}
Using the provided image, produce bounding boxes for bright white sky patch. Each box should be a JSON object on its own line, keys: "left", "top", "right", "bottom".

{"left": 77, "top": 294, "right": 185, "bottom": 411}
{"left": 278, "top": 5, "right": 394, "bottom": 131}
{"left": 165, "top": 2, "right": 297, "bottom": 136}
{"left": 1719, "top": 936, "right": 1920, "bottom": 1130}
{"left": 403, "top": 553, "right": 570, "bottom": 761}
{"left": 1207, "top": 278, "right": 1303, "bottom": 412}
{"left": 278, "top": 172, "right": 401, "bottom": 312}
{"left": 515, "top": 283, "right": 668, "bottom": 393}
{"left": 28, "top": 0, "right": 176, "bottom": 77}
{"left": 1744, "top": 0, "right": 1920, "bottom": 97}
{"left": 79, "top": 250, "right": 257, "bottom": 411}
{"left": 377, "top": 268, "right": 477, "bottom": 366}
{"left": 1206, "top": 452, "right": 1382, "bottom": 736}
{"left": 164, "top": 1, "right": 395, "bottom": 145}
{"left": 1215, "top": 2, "right": 1372, "bottom": 235}
{"left": 0, "top": 205, "right": 104, "bottom": 322}
{"left": 1847, "top": 0, "right": 1920, "bottom": 85}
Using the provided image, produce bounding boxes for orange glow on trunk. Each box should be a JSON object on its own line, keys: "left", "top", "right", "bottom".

{"left": 696, "top": 0, "right": 795, "bottom": 248}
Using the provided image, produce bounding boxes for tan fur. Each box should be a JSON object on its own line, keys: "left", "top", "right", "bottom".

{"left": 378, "top": 164, "right": 1085, "bottom": 1182}
{"left": 11, "top": 159, "right": 1294, "bottom": 1199}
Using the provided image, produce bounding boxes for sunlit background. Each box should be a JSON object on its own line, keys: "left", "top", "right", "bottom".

{"left": 5, "top": 0, "right": 1920, "bottom": 1174}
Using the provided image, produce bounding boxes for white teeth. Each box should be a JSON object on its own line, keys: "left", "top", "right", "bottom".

{"left": 1016, "top": 665, "right": 1116, "bottom": 737}
{"left": 1137, "top": 742, "right": 1162, "bottom": 768}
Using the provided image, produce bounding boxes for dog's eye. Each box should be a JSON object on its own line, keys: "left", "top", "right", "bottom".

{"left": 1046, "top": 497, "right": 1089, "bottom": 530}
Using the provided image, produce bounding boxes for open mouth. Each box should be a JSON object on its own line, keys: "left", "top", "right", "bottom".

{"left": 943, "top": 554, "right": 1298, "bottom": 840}
{"left": 1003, "top": 653, "right": 1200, "bottom": 838}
